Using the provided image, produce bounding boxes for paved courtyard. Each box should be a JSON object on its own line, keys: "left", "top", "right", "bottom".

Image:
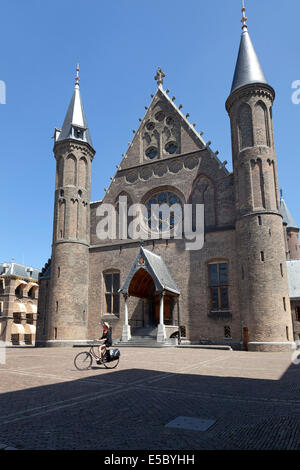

{"left": 0, "top": 346, "right": 299, "bottom": 450}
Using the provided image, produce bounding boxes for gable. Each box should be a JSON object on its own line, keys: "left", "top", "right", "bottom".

{"left": 119, "top": 87, "right": 207, "bottom": 170}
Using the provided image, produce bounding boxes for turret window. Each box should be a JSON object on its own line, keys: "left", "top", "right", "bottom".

{"left": 238, "top": 103, "right": 253, "bottom": 150}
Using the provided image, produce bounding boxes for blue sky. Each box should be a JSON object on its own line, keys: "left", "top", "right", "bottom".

{"left": 1, "top": 0, "right": 300, "bottom": 269}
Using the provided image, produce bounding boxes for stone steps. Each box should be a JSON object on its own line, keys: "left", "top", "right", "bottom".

{"left": 114, "top": 336, "right": 177, "bottom": 348}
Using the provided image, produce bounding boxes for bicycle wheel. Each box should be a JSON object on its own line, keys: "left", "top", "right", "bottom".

{"left": 103, "top": 357, "right": 119, "bottom": 369}
{"left": 74, "top": 351, "right": 93, "bottom": 370}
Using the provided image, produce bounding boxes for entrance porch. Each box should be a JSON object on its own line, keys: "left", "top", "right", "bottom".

{"left": 119, "top": 247, "right": 180, "bottom": 343}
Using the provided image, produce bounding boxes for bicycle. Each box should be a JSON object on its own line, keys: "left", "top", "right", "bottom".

{"left": 74, "top": 342, "right": 120, "bottom": 370}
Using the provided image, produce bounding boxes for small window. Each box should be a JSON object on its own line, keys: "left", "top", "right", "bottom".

{"left": 208, "top": 262, "right": 229, "bottom": 311}
{"left": 56, "top": 301, "right": 58, "bottom": 313}
{"left": 224, "top": 326, "right": 231, "bottom": 339}
{"left": 155, "top": 111, "right": 165, "bottom": 122}
{"left": 58, "top": 267, "right": 60, "bottom": 278}
{"left": 13, "top": 313, "right": 21, "bottom": 324}
{"left": 26, "top": 314, "right": 33, "bottom": 325}
{"left": 54, "top": 327, "right": 57, "bottom": 340}
{"left": 286, "top": 326, "right": 289, "bottom": 341}
{"left": 165, "top": 141, "right": 178, "bottom": 154}
{"left": 145, "top": 147, "right": 158, "bottom": 160}
{"left": 104, "top": 272, "right": 120, "bottom": 315}
{"left": 260, "top": 251, "right": 265, "bottom": 262}
{"left": 258, "top": 215, "right": 262, "bottom": 226}
{"left": 280, "top": 264, "right": 283, "bottom": 277}
{"left": 283, "top": 297, "right": 286, "bottom": 311}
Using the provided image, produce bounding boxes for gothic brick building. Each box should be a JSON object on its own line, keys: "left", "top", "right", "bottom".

{"left": 36, "top": 10, "right": 299, "bottom": 351}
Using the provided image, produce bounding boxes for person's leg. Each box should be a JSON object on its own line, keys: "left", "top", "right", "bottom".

{"left": 99, "top": 345, "right": 106, "bottom": 361}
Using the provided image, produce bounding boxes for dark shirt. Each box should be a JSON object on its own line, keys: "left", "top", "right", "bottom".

{"left": 101, "top": 329, "right": 112, "bottom": 347}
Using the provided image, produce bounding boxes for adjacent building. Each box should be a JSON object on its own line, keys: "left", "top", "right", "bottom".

{"left": 0, "top": 262, "right": 40, "bottom": 345}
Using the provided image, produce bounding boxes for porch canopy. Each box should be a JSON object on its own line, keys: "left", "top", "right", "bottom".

{"left": 119, "top": 247, "right": 180, "bottom": 298}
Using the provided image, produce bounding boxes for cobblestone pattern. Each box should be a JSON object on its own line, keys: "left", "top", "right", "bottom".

{"left": 0, "top": 347, "right": 299, "bottom": 450}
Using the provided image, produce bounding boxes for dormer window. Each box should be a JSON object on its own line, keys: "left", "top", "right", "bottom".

{"left": 72, "top": 126, "right": 85, "bottom": 140}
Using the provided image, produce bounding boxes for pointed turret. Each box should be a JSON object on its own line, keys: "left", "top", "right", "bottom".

{"left": 226, "top": 4, "right": 294, "bottom": 351}
{"left": 56, "top": 65, "right": 93, "bottom": 147}
{"left": 280, "top": 194, "right": 300, "bottom": 260}
{"left": 39, "top": 65, "right": 95, "bottom": 346}
{"left": 280, "top": 196, "right": 299, "bottom": 230}
{"left": 230, "top": 4, "right": 268, "bottom": 93}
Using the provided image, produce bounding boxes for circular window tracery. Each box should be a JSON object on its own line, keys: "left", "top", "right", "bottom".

{"left": 166, "top": 116, "right": 174, "bottom": 126}
{"left": 145, "top": 147, "right": 158, "bottom": 160}
{"left": 146, "top": 121, "right": 155, "bottom": 131}
{"left": 155, "top": 111, "right": 165, "bottom": 122}
{"left": 165, "top": 141, "right": 178, "bottom": 154}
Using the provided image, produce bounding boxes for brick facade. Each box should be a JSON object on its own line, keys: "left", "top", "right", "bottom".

{"left": 36, "top": 44, "right": 297, "bottom": 352}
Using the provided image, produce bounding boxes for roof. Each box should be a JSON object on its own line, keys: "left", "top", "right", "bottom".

{"left": 120, "top": 247, "right": 180, "bottom": 295}
{"left": 39, "top": 259, "right": 51, "bottom": 280}
{"left": 0, "top": 262, "right": 40, "bottom": 280}
{"left": 280, "top": 197, "right": 299, "bottom": 230}
{"left": 56, "top": 82, "right": 93, "bottom": 147}
{"left": 286, "top": 260, "right": 300, "bottom": 300}
{"left": 231, "top": 29, "right": 268, "bottom": 94}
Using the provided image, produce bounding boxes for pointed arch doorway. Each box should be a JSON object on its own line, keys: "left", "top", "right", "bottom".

{"left": 119, "top": 247, "right": 180, "bottom": 342}
{"left": 128, "top": 268, "right": 174, "bottom": 327}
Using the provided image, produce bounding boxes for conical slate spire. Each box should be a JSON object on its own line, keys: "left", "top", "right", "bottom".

{"left": 280, "top": 196, "right": 299, "bottom": 229}
{"left": 57, "top": 65, "right": 93, "bottom": 147}
{"left": 230, "top": 6, "right": 268, "bottom": 94}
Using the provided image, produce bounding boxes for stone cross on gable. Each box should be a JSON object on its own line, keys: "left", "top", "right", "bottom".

{"left": 154, "top": 67, "right": 166, "bottom": 88}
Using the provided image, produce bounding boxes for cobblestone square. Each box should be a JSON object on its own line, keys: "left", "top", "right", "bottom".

{"left": 0, "top": 346, "right": 299, "bottom": 450}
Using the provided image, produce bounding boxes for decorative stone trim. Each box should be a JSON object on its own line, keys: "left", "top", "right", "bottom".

{"left": 226, "top": 83, "right": 275, "bottom": 113}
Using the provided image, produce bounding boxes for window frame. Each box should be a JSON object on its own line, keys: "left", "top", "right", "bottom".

{"left": 103, "top": 271, "right": 120, "bottom": 316}
{"left": 208, "top": 261, "right": 230, "bottom": 312}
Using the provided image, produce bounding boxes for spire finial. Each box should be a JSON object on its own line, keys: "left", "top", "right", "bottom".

{"left": 75, "top": 63, "right": 80, "bottom": 88}
{"left": 241, "top": 0, "right": 248, "bottom": 30}
{"left": 154, "top": 67, "right": 165, "bottom": 89}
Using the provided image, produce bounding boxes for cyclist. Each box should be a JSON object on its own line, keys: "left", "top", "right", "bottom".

{"left": 97, "top": 322, "right": 112, "bottom": 364}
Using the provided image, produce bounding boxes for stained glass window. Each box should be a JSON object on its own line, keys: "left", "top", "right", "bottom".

{"left": 144, "top": 191, "right": 183, "bottom": 232}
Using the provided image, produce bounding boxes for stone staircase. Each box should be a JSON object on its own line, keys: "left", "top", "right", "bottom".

{"left": 113, "top": 326, "right": 177, "bottom": 348}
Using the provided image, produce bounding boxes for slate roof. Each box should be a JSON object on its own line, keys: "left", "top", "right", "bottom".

{"left": 286, "top": 260, "right": 300, "bottom": 300}
{"left": 120, "top": 247, "right": 180, "bottom": 295}
{"left": 56, "top": 82, "right": 93, "bottom": 147}
{"left": 231, "top": 29, "right": 268, "bottom": 93}
{"left": 0, "top": 262, "right": 40, "bottom": 280}
{"left": 280, "top": 197, "right": 299, "bottom": 229}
